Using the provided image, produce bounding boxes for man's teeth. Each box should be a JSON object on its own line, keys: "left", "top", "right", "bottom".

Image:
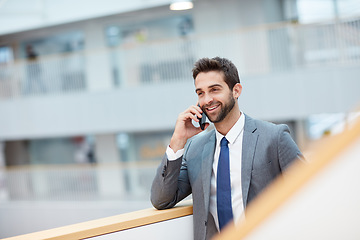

{"left": 208, "top": 105, "right": 218, "bottom": 110}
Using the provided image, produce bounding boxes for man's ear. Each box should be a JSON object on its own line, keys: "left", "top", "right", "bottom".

{"left": 233, "top": 83, "right": 242, "bottom": 99}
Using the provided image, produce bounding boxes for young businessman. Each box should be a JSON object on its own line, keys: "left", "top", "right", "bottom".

{"left": 151, "top": 57, "right": 304, "bottom": 240}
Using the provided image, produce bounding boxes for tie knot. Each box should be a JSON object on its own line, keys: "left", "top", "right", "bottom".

{"left": 220, "top": 137, "right": 228, "bottom": 147}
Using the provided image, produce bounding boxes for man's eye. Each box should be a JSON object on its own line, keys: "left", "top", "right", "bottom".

{"left": 197, "top": 92, "right": 203, "bottom": 96}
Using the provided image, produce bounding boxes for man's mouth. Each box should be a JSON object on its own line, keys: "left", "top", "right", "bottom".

{"left": 206, "top": 104, "right": 220, "bottom": 112}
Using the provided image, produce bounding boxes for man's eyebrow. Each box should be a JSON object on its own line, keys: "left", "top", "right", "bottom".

{"left": 208, "top": 84, "right": 223, "bottom": 88}
{"left": 195, "top": 84, "right": 223, "bottom": 93}
{"left": 195, "top": 83, "right": 223, "bottom": 92}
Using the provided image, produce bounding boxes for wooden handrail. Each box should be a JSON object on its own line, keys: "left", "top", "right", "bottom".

{"left": 3, "top": 201, "right": 193, "bottom": 240}
{"left": 214, "top": 113, "right": 360, "bottom": 239}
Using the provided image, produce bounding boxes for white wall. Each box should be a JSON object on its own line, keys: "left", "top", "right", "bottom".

{"left": 88, "top": 215, "right": 193, "bottom": 240}
{"left": 193, "top": 0, "right": 285, "bottom": 35}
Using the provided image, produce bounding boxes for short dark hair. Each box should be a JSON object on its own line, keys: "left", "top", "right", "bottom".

{"left": 192, "top": 57, "right": 240, "bottom": 90}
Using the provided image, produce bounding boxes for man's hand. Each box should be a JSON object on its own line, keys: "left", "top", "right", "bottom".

{"left": 169, "top": 105, "right": 209, "bottom": 152}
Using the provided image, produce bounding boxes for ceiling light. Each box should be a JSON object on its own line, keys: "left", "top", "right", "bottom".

{"left": 170, "top": 1, "right": 193, "bottom": 11}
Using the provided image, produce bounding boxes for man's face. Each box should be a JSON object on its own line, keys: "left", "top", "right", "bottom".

{"left": 195, "top": 71, "right": 238, "bottom": 123}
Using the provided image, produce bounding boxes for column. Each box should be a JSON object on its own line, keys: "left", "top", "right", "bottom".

{"left": 94, "top": 134, "right": 124, "bottom": 199}
{"left": 84, "top": 21, "right": 113, "bottom": 92}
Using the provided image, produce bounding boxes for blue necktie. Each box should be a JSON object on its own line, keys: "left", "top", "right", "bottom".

{"left": 217, "top": 137, "right": 233, "bottom": 231}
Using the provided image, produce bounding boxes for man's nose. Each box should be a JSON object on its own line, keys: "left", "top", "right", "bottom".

{"left": 203, "top": 94, "right": 213, "bottom": 106}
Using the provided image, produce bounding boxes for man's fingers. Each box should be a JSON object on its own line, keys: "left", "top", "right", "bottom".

{"left": 186, "top": 105, "right": 203, "bottom": 118}
{"left": 183, "top": 112, "right": 199, "bottom": 122}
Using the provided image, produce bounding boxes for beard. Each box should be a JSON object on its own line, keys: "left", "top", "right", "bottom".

{"left": 203, "top": 93, "right": 236, "bottom": 123}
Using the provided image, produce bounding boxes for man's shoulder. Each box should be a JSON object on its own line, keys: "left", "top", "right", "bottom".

{"left": 244, "top": 114, "right": 288, "bottom": 133}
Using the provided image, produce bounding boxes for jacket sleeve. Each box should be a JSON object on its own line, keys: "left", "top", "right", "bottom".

{"left": 277, "top": 124, "right": 305, "bottom": 171}
{"left": 150, "top": 150, "right": 192, "bottom": 210}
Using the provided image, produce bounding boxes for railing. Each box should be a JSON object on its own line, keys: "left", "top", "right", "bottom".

{"left": 0, "top": 52, "right": 86, "bottom": 98}
{"left": 2, "top": 200, "right": 193, "bottom": 240}
{"left": 0, "top": 16, "right": 359, "bottom": 99}
{"left": 0, "top": 162, "right": 158, "bottom": 202}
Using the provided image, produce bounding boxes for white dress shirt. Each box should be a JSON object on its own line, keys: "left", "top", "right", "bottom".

{"left": 210, "top": 112, "right": 245, "bottom": 230}
{"left": 166, "top": 112, "right": 245, "bottom": 230}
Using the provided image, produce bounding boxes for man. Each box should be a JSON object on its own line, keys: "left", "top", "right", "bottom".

{"left": 24, "top": 45, "right": 45, "bottom": 93}
{"left": 151, "top": 57, "right": 303, "bottom": 240}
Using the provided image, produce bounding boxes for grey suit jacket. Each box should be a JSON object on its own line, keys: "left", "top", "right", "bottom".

{"left": 151, "top": 114, "right": 303, "bottom": 240}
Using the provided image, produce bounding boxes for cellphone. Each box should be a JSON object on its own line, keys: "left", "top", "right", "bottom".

{"left": 197, "top": 104, "right": 207, "bottom": 130}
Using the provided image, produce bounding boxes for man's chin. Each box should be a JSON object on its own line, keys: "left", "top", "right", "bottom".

{"left": 207, "top": 115, "right": 221, "bottom": 124}
{"left": 204, "top": 112, "right": 215, "bottom": 123}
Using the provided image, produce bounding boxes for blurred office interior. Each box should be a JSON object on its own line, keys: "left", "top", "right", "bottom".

{"left": 0, "top": 0, "right": 360, "bottom": 238}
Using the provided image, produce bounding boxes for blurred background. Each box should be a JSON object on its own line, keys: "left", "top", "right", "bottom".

{"left": 0, "top": 0, "right": 359, "bottom": 238}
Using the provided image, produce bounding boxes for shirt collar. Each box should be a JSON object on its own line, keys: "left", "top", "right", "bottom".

{"left": 215, "top": 111, "right": 245, "bottom": 146}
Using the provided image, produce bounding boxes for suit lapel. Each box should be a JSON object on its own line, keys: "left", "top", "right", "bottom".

{"left": 241, "top": 114, "right": 258, "bottom": 209}
{"left": 201, "top": 131, "right": 216, "bottom": 217}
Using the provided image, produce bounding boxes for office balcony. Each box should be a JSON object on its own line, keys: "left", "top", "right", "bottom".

{"left": 1, "top": 15, "right": 360, "bottom": 238}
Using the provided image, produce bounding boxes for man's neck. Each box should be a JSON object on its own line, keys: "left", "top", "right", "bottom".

{"left": 214, "top": 108, "right": 241, "bottom": 136}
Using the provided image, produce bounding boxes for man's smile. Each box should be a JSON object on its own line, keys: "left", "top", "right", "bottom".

{"left": 206, "top": 104, "right": 220, "bottom": 113}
